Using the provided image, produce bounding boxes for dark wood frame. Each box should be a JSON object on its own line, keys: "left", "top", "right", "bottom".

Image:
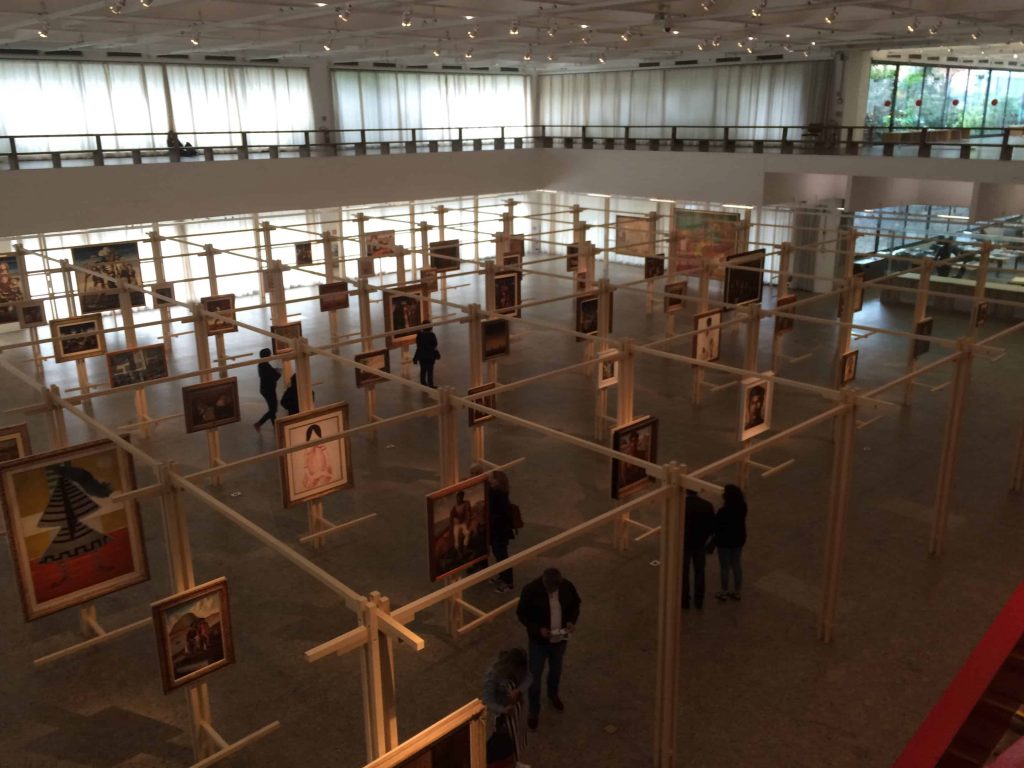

{"left": 610, "top": 415, "right": 659, "bottom": 499}
{"left": 275, "top": 402, "right": 353, "bottom": 507}
{"left": 354, "top": 348, "right": 390, "bottom": 388}
{"left": 426, "top": 474, "right": 489, "bottom": 582}
{"left": 105, "top": 343, "right": 169, "bottom": 389}
{"left": 50, "top": 313, "right": 106, "bottom": 363}
{"left": 151, "top": 577, "right": 234, "bottom": 693}
{"left": 182, "top": 377, "right": 241, "bottom": 433}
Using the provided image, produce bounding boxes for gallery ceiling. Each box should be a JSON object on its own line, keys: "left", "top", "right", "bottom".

{"left": 1, "top": 0, "right": 1024, "bottom": 70}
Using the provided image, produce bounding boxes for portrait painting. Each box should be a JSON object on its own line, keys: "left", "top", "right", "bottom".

{"left": 420, "top": 267, "right": 439, "bottom": 293}
{"left": 430, "top": 240, "right": 461, "bottom": 272}
{"left": 0, "top": 439, "right": 148, "bottom": 621}
{"left": 774, "top": 294, "right": 797, "bottom": 335}
{"left": 276, "top": 403, "right": 351, "bottom": 507}
{"left": 182, "top": 378, "right": 241, "bottom": 433}
{"left": 354, "top": 348, "right": 390, "bottom": 388}
{"left": 663, "top": 281, "right": 687, "bottom": 314}
{"left": 611, "top": 416, "right": 658, "bottom": 500}
{"left": 318, "top": 281, "right": 351, "bottom": 312}
{"left": 202, "top": 294, "right": 237, "bottom": 335}
{"left": 0, "top": 254, "right": 26, "bottom": 323}
{"left": 383, "top": 285, "right": 426, "bottom": 348}
{"left": 50, "top": 314, "right": 106, "bottom": 363}
{"left": 294, "top": 241, "right": 314, "bottom": 267}
{"left": 566, "top": 244, "right": 580, "bottom": 273}
{"left": 106, "top": 344, "right": 169, "bottom": 389}
{"left": 481, "top": 318, "right": 510, "bottom": 361}
{"left": 71, "top": 241, "right": 144, "bottom": 313}
{"left": 152, "top": 283, "right": 175, "bottom": 308}
{"left": 151, "top": 577, "right": 234, "bottom": 693}
{"left": 366, "top": 230, "right": 397, "bottom": 260}
{"left": 672, "top": 209, "right": 742, "bottom": 275}
{"left": 692, "top": 310, "right": 722, "bottom": 362}
{"left": 493, "top": 272, "right": 520, "bottom": 318}
{"left": 426, "top": 475, "right": 488, "bottom": 582}
{"left": 644, "top": 255, "right": 666, "bottom": 279}
{"left": 467, "top": 382, "right": 496, "bottom": 426}
{"left": 576, "top": 294, "right": 599, "bottom": 338}
{"left": 975, "top": 301, "right": 989, "bottom": 328}
{"left": 913, "top": 317, "right": 934, "bottom": 359}
{"left": 499, "top": 234, "right": 525, "bottom": 269}
{"left": 738, "top": 377, "right": 773, "bottom": 442}
{"left": 597, "top": 351, "right": 618, "bottom": 389}
{"left": 615, "top": 215, "right": 650, "bottom": 257}
{"left": 723, "top": 249, "right": 766, "bottom": 306}
{"left": 271, "top": 321, "right": 302, "bottom": 355}
{"left": 17, "top": 300, "right": 47, "bottom": 329}
{"left": 840, "top": 349, "right": 859, "bottom": 386}
{"left": 0, "top": 423, "right": 31, "bottom": 465}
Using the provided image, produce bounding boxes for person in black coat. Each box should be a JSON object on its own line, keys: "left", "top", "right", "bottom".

{"left": 713, "top": 484, "right": 748, "bottom": 602}
{"left": 682, "top": 489, "right": 715, "bottom": 610}
{"left": 486, "top": 470, "right": 515, "bottom": 592}
{"left": 412, "top": 326, "right": 439, "bottom": 388}
{"left": 253, "top": 348, "right": 281, "bottom": 431}
{"left": 516, "top": 568, "right": 581, "bottom": 730}
{"left": 280, "top": 374, "right": 300, "bottom": 416}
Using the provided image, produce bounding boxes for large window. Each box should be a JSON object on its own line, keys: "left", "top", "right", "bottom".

{"left": 867, "top": 61, "right": 1024, "bottom": 129}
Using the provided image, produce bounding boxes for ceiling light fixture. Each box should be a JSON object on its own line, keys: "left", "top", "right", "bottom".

{"left": 746, "top": 45, "right": 753, "bottom": 53}
{"left": 783, "top": 44, "right": 793, "bottom": 52}
{"left": 597, "top": 54, "right": 606, "bottom": 63}
{"left": 322, "top": 39, "right": 332, "bottom": 51}
{"left": 928, "top": 21, "right": 942, "bottom": 35}
{"left": 338, "top": 4, "right": 351, "bottom": 22}
{"left": 109, "top": 0, "right": 126, "bottom": 14}
{"left": 621, "top": 28, "right": 632, "bottom": 42}
{"left": 401, "top": 10, "right": 412, "bottom": 28}
{"left": 547, "top": 54, "right": 554, "bottom": 61}
{"left": 523, "top": 47, "right": 532, "bottom": 61}
{"left": 464, "top": 15, "right": 474, "bottom": 20}
{"left": 697, "top": 40, "right": 706, "bottom": 51}
{"left": 581, "top": 32, "right": 591, "bottom": 44}
{"left": 711, "top": 36, "right": 721, "bottom": 47}
{"left": 579, "top": 23, "right": 589, "bottom": 29}
{"left": 970, "top": 30, "right": 980, "bottom": 40}
{"left": 189, "top": 31, "right": 200, "bottom": 46}
{"left": 700, "top": 0, "right": 715, "bottom": 11}
{"left": 824, "top": 7, "right": 837, "bottom": 24}
{"left": 672, "top": 28, "right": 680, "bottom": 35}
{"left": 141, "top": 0, "right": 153, "bottom": 7}
{"left": 464, "top": 48, "right": 473, "bottom": 58}
{"left": 37, "top": 16, "right": 49, "bottom": 37}
{"left": 432, "top": 46, "right": 440, "bottom": 56}
{"left": 906, "top": 17, "right": 919, "bottom": 33}
{"left": 467, "top": 25, "right": 478, "bottom": 38}
{"left": 509, "top": 19, "right": 519, "bottom": 35}
{"left": 751, "top": 0, "right": 767, "bottom": 18}
{"left": 547, "top": 23, "right": 558, "bottom": 37}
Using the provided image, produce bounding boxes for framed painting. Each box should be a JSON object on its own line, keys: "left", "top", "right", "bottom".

{"left": 774, "top": 294, "right": 797, "bottom": 336}
{"left": 723, "top": 249, "right": 766, "bottom": 306}
{"left": 663, "top": 281, "right": 687, "bottom": 314}
{"left": 575, "top": 269, "right": 589, "bottom": 294}
{"left": 840, "top": 349, "right": 859, "bottom": 386}
{"left": 430, "top": 240, "right": 461, "bottom": 272}
{"left": 493, "top": 271, "right": 521, "bottom": 318}
{"left": 611, "top": 416, "right": 658, "bottom": 500}
{"left": 576, "top": 293, "right": 599, "bottom": 338}
{"left": 271, "top": 321, "right": 302, "bottom": 355}
{"left": 672, "top": 209, "right": 742, "bottom": 276}
{"left": 152, "top": 283, "right": 175, "bottom": 308}
{"left": 499, "top": 234, "right": 525, "bottom": 269}
{"left": 0, "top": 254, "right": 27, "bottom": 324}
{"left": 913, "top": 317, "right": 934, "bottom": 359}
{"left": 151, "top": 577, "right": 234, "bottom": 693}
{"left": 362, "top": 700, "right": 485, "bottom": 768}
{"left": 644, "top": 254, "right": 666, "bottom": 279}
{"left": 384, "top": 284, "right": 427, "bottom": 348}
{"left": 692, "top": 310, "right": 722, "bottom": 362}
{"left": 0, "top": 439, "right": 148, "bottom": 621}
{"left": 566, "top": 244, "right": 580, "bottom": 273}
{"left": 466, "top": 382, "right": 496, "bottom": 427}
{"left": 615, "top": 215, "right": 650, "bottom": 257}
{"left": 71, "top": 241, "right": 144, "bottom": 313}
{"left": 294, "top": 241, "right": 314, "bottom": 267}
{"left": 201, "top": 294, "right": 237, "bottom": 335}
{"left": 739, "top": 377, "right": 773, "bottom": 442}
{"left": 0, "top": 423, "right": 31, "bottom": 464}
{"left": 427, "top": 475, "right": 488, "bottom": 582}
{"left": 420, "top": 267, "right": 439, "bottom": 293}
{"left": 358, "top": 256, "right": 375, "bottom": 278}
{"left": 975, "top": 301, "right": 988, "bottom": 328}
{"left": 106, "top": 344, "right": 169, "bottom": 389}
{"left": 50, "top": 314, "right": 106, "bottom": 363}
{"left": 276, "top": 402, "right": 352, "bottom": 507}
{"left": 17, "top": 300, "right": 47, "bottom": 329}
{"left": 597, "top": 351, "right": 619, "bottom": 389}
{"left": 182, "top": 378, "right": 241, "bottom": 433}
{"left": 366, "top": 230, "right": 396, "bottom": 260}
{"left": 318, "top": 281, "right": 350, "bottom": 312}
{"left": 354, "top": 348, "right": 390, "bottom": 388}
{"left": 481, "top": 318, "right": 510, "bottom": 361}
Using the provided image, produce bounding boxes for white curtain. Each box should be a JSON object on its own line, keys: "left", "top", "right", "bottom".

{"left": 333, "top": 70, "right": 533, "bottom": 142}
{"left": 0, "top": 60, "right": 168, "bottom": 153}
{"left": 539, "top": 61, "right": 831, "bottom": 139}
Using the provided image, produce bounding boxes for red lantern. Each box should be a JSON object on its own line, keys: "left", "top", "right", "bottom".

{"left": 915, "top": 98, "right": 922, "bottom": 106}
{"left": 884, "top": 99, "right": 892, "bottom": 107}
{"left": 952, "top": 99, "right": 960, "bottom": 106}
{"left": 992, "top": 98, "right": 999, "bottom": 105}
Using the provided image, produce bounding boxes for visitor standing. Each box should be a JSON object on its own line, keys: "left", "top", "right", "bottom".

{"left": 487, "top": 470, "right": 516, "bottom": 593}
{"left": 482, "top": 648, "right": 531, "bottom": 767}
{"left": 713, "top": 484, "right": 748, "bottom": 602}
{"left": 280, "top": 373, "right": 300, "bottom": 416}
{"left": 516, "top": 568, "right": 581, "bottom": 731}
{"left": 253, "top": 348, "right": 281, "bottom": 432}
{"left": 682, "top": 488, "right": 715, "bottom": 610}
{"left": 413, "top": 325, "right": 439, "bottom": 388}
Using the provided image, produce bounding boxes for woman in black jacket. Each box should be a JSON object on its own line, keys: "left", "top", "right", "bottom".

{"left": 714, "top": 484, "right": 747, "bottom": 602}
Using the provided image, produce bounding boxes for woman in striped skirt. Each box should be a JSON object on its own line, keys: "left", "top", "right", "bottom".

{"left": 483, "top": 648, "right": 532, "bottom": 767}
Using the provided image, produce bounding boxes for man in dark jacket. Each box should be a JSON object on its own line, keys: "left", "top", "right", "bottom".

{"left": 516, "top": 568, "right": 581, "bottom": 730}
{"left": 253, "top": 348, "right": 281, "bottom": 431}
{"left": 683, "top": 489, "right": 715, "bottom": 610}
{"left": 412, "top": 326, "right": 439, "bottom": 388}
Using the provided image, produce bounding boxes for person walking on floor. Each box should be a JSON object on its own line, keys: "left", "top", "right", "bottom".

{"left": 280, "top": 373, "right": 300, "bottom": 416}
{"left": 413, "top": 325, "right": 439, "bottom": 388}
{"left": 253, "top": 348, "right": 281, "bottom": 432}
{"left": 516, "top": 568, "right": 581, "bottom": 731}
{"left": 486, "top": 470, "right": 516, "bottom": 593}
{"left": 712, "top": 484, "right": 748, "bottom": 602}
{"left": 482, "top": 648, "right": 531, "bottom": 768}
{"left": 682, "top": 488, "right": 715, "bottom": 610}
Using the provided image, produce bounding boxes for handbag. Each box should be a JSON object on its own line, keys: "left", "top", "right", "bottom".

{"left": 486, "top": 725, "right": 515, "bottom": 765}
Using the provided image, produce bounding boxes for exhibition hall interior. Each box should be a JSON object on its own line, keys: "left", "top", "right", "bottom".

{"left": 2, "top": 1, "right": 1024, "bottom": 767}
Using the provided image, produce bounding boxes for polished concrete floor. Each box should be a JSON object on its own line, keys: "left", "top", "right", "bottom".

{"left": 0, "top": 253, "right": 1022, "bottom": 768}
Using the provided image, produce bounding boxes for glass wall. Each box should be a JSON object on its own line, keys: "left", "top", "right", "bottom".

{"left": 853, "top": 205, "right": 970, "bottom": 253}
{"left": 865, "top": 61, "right": 1024, "bottom": 129}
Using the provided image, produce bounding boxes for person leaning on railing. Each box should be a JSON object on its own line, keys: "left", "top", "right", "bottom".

{"left": 166, "top": 130, "right": 197, "bottom": 158}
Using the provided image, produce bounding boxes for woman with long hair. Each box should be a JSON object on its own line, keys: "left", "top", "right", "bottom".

{"left": 483, "top": 647, "right": 531, "bottom": 767}
{"left": 714, "top": 484, "right": 748, "bottom": 602}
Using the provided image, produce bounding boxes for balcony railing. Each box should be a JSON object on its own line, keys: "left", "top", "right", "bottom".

{"left": 2, "top": 124, "right": 1023, "bottom": 170}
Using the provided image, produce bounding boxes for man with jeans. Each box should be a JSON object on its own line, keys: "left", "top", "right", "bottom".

{"left": 682, "top": 488, "right": 715, "bottom": 610}
{"left": 516, "top": 568, "right": 581, "bottom": 731}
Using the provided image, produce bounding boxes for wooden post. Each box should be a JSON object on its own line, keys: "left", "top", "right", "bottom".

{"left": 15, "top": 244, "right": 43, "bottom": 376}
{"left": 203, "top": 244, "right": 229, "bottom": 379}
{"left": 294, "top": 340, "right": 326, "bottom": 550}
{"left": 47, "top": 384, "right": 68, "bottom": 450}
{"left": 468, "top": 303, "right": 485, "bottom": 463}
{"left": 968, "top": 242, "right": 991, "bottom": 337}
{"left": 736, "top": 303, "right": 762, "bottom": 487}
{"left": 691, "top": 260, "right": 712, "bottom": 405}
{"left": 148, "top": 229, "right": 172, "bottom": 354}
{"left": 594, "top": 277, "right": 612, "bottom": 441}
{"left": 409, "top": 202, "right": 419, "bottom": 279}
{"left": 60, "top": 258, "right": 76, "bottom": 317}
{"left": 903, "top": 259, "right": 933, "bottom": 406}
{"left": 614, "top": 336, "right": 637, "bottom": 553}
{"left": 818, "top": 392, "right": 857, "bottom": 643}
{"left": 929, "top": 340, "right": 972, "bottom": 556}
{"left": 653, "top": 464, "right": 685, "bottom": 768}
{"left": 357, "top": 278, "right": 377, "bottom": 424}
{"left": 193, "top": 306, "right": 222, "bottom": 484}
{"left": 770, "top": 242, "right": 793, "bottom": 371}
{"left": 267, "top": 258, "right": 292, "bottom": 383}
{"left": 436, "top": 206, "right": 448, "bottom": 309}
{"left": 322, "top": 229, "right": 340, "bottom": 352}
{"left": 359, "top": 594, "right": 399, "bottom": 760}
{"left": 603, "top": 197, "right": 612, "bottom": 279}
{"left": 435, "top": 386, "right": 462, "bottom": 636}
{"left": 1012, "top": 421, "right": 1024, "bottom": 494}
{"left": 645, "top": 211, "right": 659, "bottom": 314}
{"left": 260, "top": 222, "right": 274, "bottom": 285}
{"left": 118, "top": 280, "right": 151, "bottom": 438}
